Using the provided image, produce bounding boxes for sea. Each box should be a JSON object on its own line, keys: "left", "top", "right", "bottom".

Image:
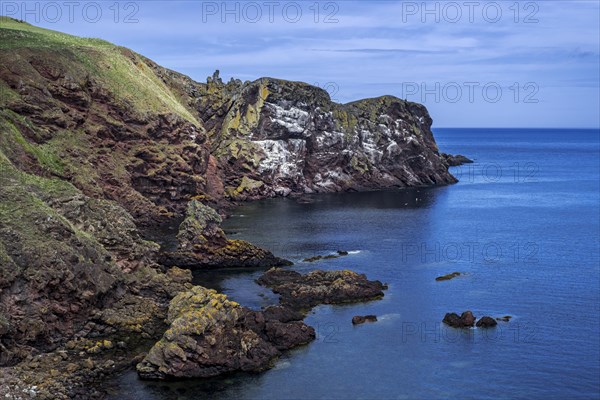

{"left": 108, "top": 128, "right": 600, "bottom": 400}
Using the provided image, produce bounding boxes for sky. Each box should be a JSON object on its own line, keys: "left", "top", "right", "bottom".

{"left": 2, "top": 0, "right": 599, "bottom": 128}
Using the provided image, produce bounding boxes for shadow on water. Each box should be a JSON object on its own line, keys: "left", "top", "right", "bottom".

{"left": 106, "top": 369, "right": 271, "bottom": 400}
{"left": 244, "top": 187, "right": 437, "bottom": 214}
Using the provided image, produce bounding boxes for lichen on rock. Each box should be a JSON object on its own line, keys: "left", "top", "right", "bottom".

{"left": 137, "top": 286, "right": 314, "bottom": 380}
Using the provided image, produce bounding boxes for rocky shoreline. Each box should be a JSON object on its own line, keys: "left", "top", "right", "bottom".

{"left": 0, "top": 180, "right": 392, "bottom": 399}
{"left": 136, "top": 268, "right": 386, "bottom": 380}
{"left": 0, "top": 19, "right": 470, "bottom": 399}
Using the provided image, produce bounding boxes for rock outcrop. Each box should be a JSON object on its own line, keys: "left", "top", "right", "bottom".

{"left": 136, "top": 286, "right": 314, "bottom": 380}
{"left": 137, "top": 270, "right": 388, "bottom": 380}
{"left": 256, "top": 268, "right": 386, "bottom": 310}
{"left": 160, "top": 200, "right": 291, "bottom": 268}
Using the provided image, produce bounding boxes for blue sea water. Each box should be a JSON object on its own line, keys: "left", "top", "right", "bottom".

{"left": 109, "top": 129, "right": 600, "bottom": 400}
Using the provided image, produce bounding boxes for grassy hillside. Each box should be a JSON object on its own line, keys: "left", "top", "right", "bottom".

{"left": 0, "top": 17, "right": 198, "bottom": 123}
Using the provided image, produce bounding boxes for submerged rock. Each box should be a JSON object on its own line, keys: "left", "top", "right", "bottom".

{"left": 496, "top": 315, "right": 512, "bottom": 322}
{"left": 257, "top": 268, "right": 386, "bottom": 310}
{"left": 352, "top": 315, "right": 378, "bottom": 325}
{"left": 443, "top": 311, "right": 476, "bottom": 328}
{"left": 303, "top": 250, "right": 349, "bottom": 263}
{"left": 435, "top": 272, "right": 462, "bottom": 281}
{"left": 304, "top": 255, "right": 324, "bottom": 262}
{"left": 137, "top": 286, "right": 314, "bottom": 380}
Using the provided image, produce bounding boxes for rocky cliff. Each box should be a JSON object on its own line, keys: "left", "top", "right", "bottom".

{"left": 204, "top": 77, "right": 456, "bottom": 200}
{"left": 0, "top": 18, "right": 459, "bottom": 398}
{"left": 144, "top": 69, "right": 457, "bottom": 201}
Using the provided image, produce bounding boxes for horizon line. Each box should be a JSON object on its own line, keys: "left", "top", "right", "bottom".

{"left": 433, "top": 127, "right": 600, "bottom": 130}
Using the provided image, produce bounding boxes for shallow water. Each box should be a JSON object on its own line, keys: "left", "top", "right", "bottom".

{"left": 108, "top": 128, "right": 600, "bottom": 399}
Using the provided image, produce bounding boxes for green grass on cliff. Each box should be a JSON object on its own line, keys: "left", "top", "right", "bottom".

{"left": 0, "top": 111, "right": 65, "bottom": 175}
{"left": 0, "top": 17, "right": 198, "bottom": 124}
{"left": 0, "top": 143, "right": 110, "bottom": 272}
{"left": 0, "top": 17, "right": 112, "bottom": 49}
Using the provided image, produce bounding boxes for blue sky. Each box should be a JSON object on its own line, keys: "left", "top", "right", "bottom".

{"left": 4, "top": 0, "right": 600, "bottom": 128}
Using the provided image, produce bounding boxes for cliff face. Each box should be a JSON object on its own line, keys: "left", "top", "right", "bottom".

{"left": 0, "top": 18, "right": 457, "bottom": 398}
{"left": 198, "top": 78, "right": 456, "bottom": 200}
{"left": 139, "top": 70, "right": 457, "bottom": 200}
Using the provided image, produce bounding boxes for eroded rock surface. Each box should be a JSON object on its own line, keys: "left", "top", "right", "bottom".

{"left": 208, "top": 79, "right": 458, "bottom": 200}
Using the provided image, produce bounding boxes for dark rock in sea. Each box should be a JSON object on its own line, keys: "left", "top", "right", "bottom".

{"left": 461, "top": 311, "right": 476, "bottom": 327}
{"left": 435, "top": 272, "right": 462, "bottom": 281}
{"left": 496, "top": 315, "right": 512, "bottom": 322}
{"left": 136, "top": 286, "right": 315, "bottom": 380}
{"left": 352, "top": 315, "right": 378, "bottom": 325}
{"left": 443, "top": 311, "right": 476, "bottom": 328}
{"left": 256, "top": 268, "right": 386, "bottom": 310}
{"left": 303, "top": 250, "right": 349, "bottom": 263}
{"left": 476, "top": 316, "right": 498, "bottom": 328}
{"left": 304, "top": 255, "right": 324, "bottom": 262}
{"left": 443, "top": 313, "right": 462, "bottom": 327}
{"left": 441, "top": 153, "right": 474, "bottom": 167}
